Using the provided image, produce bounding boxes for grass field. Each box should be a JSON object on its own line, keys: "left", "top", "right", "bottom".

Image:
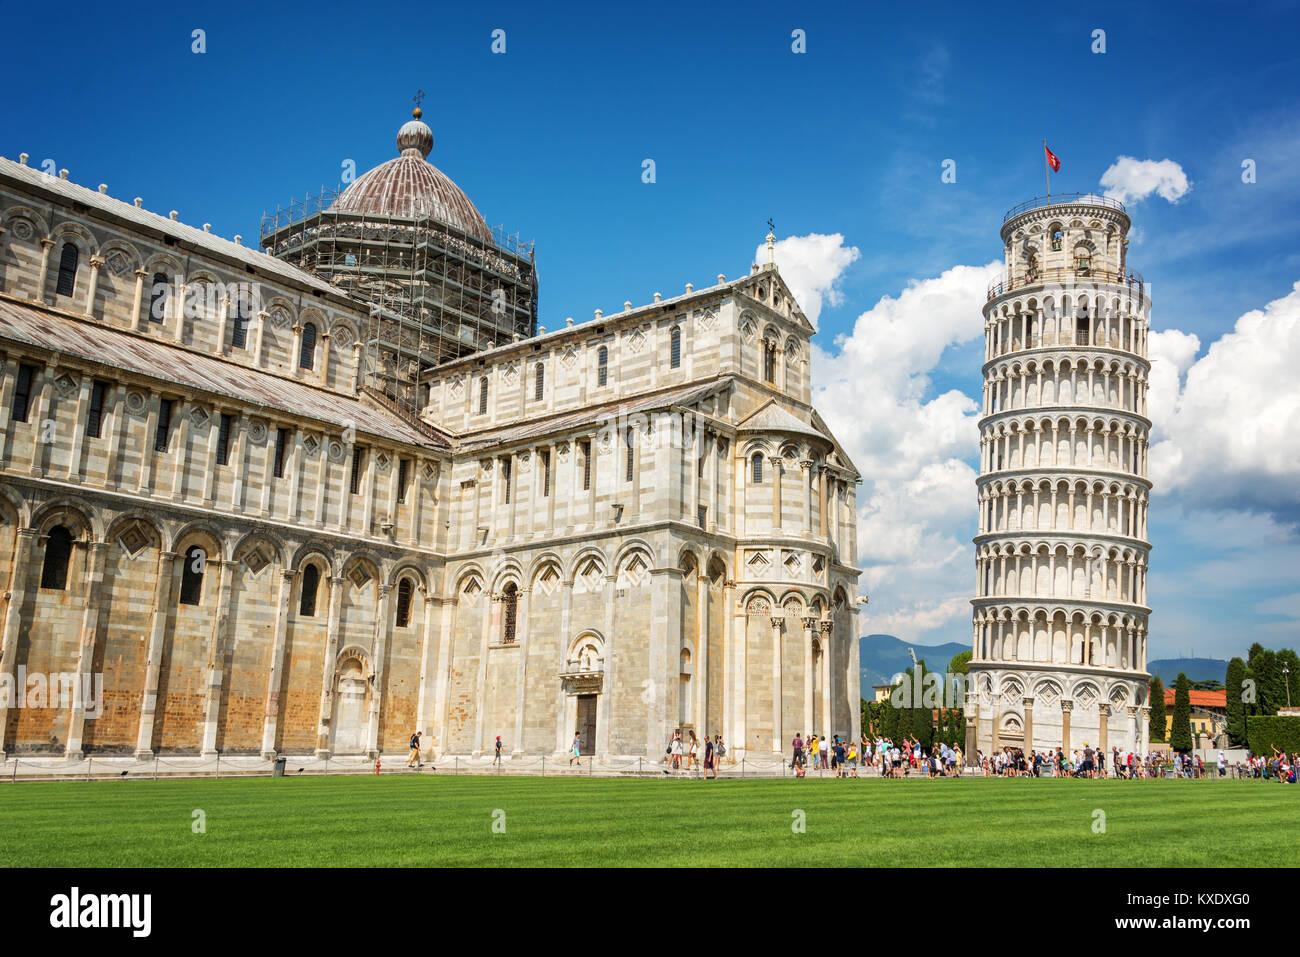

{"left": 0, "top": 775, "right": 1294, "bottom": 867}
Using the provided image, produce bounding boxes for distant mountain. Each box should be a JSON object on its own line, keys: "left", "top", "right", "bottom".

{"left": 856, "top": 640, "right": 1231, "bottom": 698}
{"left": 859, "top": 634, "right": 968, "bottom": 697}
{"left": 1147, "top": 657, "right": 1229, "bottom": 685}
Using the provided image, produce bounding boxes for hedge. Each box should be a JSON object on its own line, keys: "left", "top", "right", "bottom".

{"left": 1245, "top": 715, "right": 1300, "bottom": 755}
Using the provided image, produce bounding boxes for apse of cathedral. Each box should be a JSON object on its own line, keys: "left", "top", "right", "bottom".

{"left": 0, "top": 107, "right": 862, "bottom": 762}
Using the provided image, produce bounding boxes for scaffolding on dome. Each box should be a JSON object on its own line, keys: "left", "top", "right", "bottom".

{"left": 260, "top": 186, "right": 538, "bottom": 417}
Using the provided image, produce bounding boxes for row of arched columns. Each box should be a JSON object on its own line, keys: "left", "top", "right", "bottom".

{"left": 971, "top": 608, "right": 1148, "bottom": 671}
{"left": 981, "top": 416, "right": 1147, "bottom": 477}
{"left": 984, "top": 358, "right": 1148, "bottom": 417}
{"left": 975, "top": 542, "right": 1148, "bottom": 605}
{"left": 978, "top": 479, "right": 1148, "bottom": 538}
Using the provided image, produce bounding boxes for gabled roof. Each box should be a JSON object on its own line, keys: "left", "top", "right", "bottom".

{"left": 455, "top": 377, "right": 733, "bottom": 453}
{"left": 730, "top": 267, "right": 816, "bottom": 334}
{"left": 0, "top": 297, "right": 445, "bottom": 450}
{"left": 736, "top": 398, "right": 830, "bottom": 442}
{"left": 0, "top": 156, "right": 344, "bottom": 302}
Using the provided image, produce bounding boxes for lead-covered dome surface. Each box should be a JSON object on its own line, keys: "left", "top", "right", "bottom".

{"left": 333, "top": 109, "right": 494, "bottom": 244}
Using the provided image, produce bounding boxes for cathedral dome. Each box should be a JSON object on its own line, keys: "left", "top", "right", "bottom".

{"left": 333, "top": 108, "right": 495, "bottom": 243}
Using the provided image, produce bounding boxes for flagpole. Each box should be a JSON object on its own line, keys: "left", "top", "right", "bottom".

{"left": 1044, "top": 138, "right": 1050, "bottom": 198}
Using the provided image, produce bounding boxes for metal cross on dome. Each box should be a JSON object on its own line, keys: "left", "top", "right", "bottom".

{"left": 767, "top": 217, "right": 775, "bottom": 233}
{"left": 413, "top": 89, "right": 426, "bottom": 110}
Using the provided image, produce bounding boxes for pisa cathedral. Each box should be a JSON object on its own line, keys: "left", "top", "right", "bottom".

{"left": 0, "top": 107, "right": 863, "bottom": 763}
{"left": 968, "top": 194, "right": 1152, "bottom": 758}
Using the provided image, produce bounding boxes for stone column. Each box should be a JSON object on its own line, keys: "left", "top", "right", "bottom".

{"left": 83, "top": 257, "right": 104, "bottom": 318}
{"left": 1098, "top": 702, "right": 1110, "bottom": 754}
{"left": 512, "top": 587, "right": 531, "bottom": 757}
{"left": 801, "top": 616, "right": 816, "bottom": 740}
{"left": 819, "top": 620, "right": 833, "bottom": 738}
{"left": 1139, "top": 706, "right": 1151, "bottom": 752}
{"left": 0, "top": 528, "right": 36, "bottom": 758}
{"left": 770, "top": 456, "right": 782, "bottom": 532}
{"left": 259, "top": 568, "right": 295, "bottom": 758}
{"left": 314, "top": 575, "right": 347, "bottom": 757}
{"left": 1021, "top": 695, "right": 1034, "bottom": 753}
{"left": 64, "top": 541, "right": 109, "bottom": 758}
{"left": 131, "top": 269, "right": 147, "bottom": 329}
{"left": 1060, "top": 699, "right": 1073, "bottom": 755}
{"left": 770, "top": 615, "right": 783, "bottom": 754}
{"left": 364, "top": 582, "right": 392, "bottom": 759}
{"left": 134, "top": 550, "right": 179, "bottom": 758}
{"left": 964, "top": 693, "right": 979, "bottom": 764}
{"left": 990, "top": 693, "right": 1002, "bottom": 753}
{"left": 1127, "top": 705, "right": 1139, "bottom": 753}
{"left": 35, "top": 238, "right": 54, "bottom": 302}
{"left": 800, "top": 460, "right": 813, "bottom": 534}
{"left": 695, "top": 567, "right": 708, "bottom": 738}
{"left": 199, "top": 557, "right": 236, "bottom": 757}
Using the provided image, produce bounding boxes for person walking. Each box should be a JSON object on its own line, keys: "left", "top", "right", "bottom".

{"left": 704, "top": 734, "right": 715, "bottom": 779}
{"left": 492, "top": 735, "right": 504, "bottom": 767}
{"left": 686, "top": 730, "right": 699, "bottom": 772}
{"left": 407, "top": 730, "right": 423, "bottom": 768}
{"left": 570, "top": 731, "right": 582, "bottom": 767}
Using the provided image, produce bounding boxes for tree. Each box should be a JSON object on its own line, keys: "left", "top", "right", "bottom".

{"left": 1170, "top": 672, "right": 1193, "bottom": 753}
{"left": 1149, "top": 676, "right": 1167, "bottom": 742}
{"left": 1225, "top": 657, "right": 1247, "bottom": 746}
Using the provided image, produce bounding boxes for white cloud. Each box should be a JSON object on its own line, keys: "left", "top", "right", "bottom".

{"left": 802, "top": 256, "right": 1001, "bottom": 643}
{"left": 1099, "top": 156, "right": 1191, "bottom": 205}
{"left": 757, "top": 233, "right": 860, "bottom": 327}
{"left": 1149, "top": 280, "right": 1300, "bottom": 520}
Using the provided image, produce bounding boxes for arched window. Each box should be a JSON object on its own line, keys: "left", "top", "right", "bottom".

{"left": 1050, "top": 227, "right": 1063, "bottom": 251}
{"left": 231, "top": 296, "right": 251, "bottom": 349}
{"left": 763, "top": 339, "right": 777, "bottom": 383}
{"left": 534, "top": 362, "right": 544, "bottom": 401}
{"left": 396, "top": 577, "right": 413, "bottom": 627}
{"left": 478, "top": 376, "right": 489, "bottom": 415}
{"left": 597, "top": 346, "right": 608, "bottom": 386}
{"left": 300, "top": 322, "right": 317, "bottom": 370}
{"left": 751, "top": 452, "right": 764, "bottom": 483}
{"left": 148, "top": 272, "right": 169, "bottom": 323}
{"left": 39, "top": 525, "right": 73, "bottom": 590}
{"left": 670, "top": 327, "right": 681, "bottom": 368}
{"left": 55, "top": 242, "right": 79, "bottom": 297}
{"left": 179, "top": 546, "right": 206, "bottom": 606}
{"left": 299, "top": 563, "right": 320, "bottom": 617}
{"left": 625, "top": 427, "right": 635, "bottom": 482}
{"left": 501, "top": 582, "right": 518, "bottom": 643}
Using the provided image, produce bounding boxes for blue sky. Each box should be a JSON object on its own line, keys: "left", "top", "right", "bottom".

{"left": 4, "top": 0, "right": 1299, "bottom": 661}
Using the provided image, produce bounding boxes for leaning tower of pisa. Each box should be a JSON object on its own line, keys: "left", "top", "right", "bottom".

{"left": 967, "top": 193, "right": 1152, "bottom": 762}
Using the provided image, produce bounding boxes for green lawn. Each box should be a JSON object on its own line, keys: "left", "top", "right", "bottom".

{"left": 0, "top": 775, "right": 1293, "bottom": 867}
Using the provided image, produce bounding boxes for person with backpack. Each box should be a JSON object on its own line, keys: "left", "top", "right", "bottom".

{"left": 407, "top": 730, "right": 423, "bottom": 768}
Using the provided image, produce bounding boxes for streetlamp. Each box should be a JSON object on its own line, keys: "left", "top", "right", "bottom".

{"left": 1284, "top": 666, "right": 1292, "bottom": 709}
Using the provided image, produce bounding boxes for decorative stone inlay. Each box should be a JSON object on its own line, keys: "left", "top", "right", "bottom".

{"left": 502, "top": 361, "right": 519, "bottom": 386}
{"left": 626, "top": 328, "right": 647, "bottom": 354}
{"left": 270, "top": 307, "right": 292, "bottom": 329}
{"left": 783, "top": 552, "right": 801, "bottom": 576}
{"left": 449, "top": 378, "right": 464, "bottom": 400}
{"left": 118, "top": 523, "right": 150, "bottom": 558}
{"left": 348, "top": 565, "right": 372, "bottom": 590}
{"left": 125, "top": 391, "right": 148, "bottom": 417}
{"left": 54, "top": 373, "right": 78, "bottom": 399}
{"left": 375, "top": 451, "right": 392, "bottom": 472}
{"left": 422, "top": 461, "right": 437, "bottom": 482}
{"left": 556, "top": 440, "right": 570, "bottom": 460}
{"left": 243, "top": 544, "right": 271, "bottom": 575}
{"left": 189, "top": 404, "right": 209, "bottom": 428}
{"left": 326, "top": 440, "right": 345, "bottom": 463}
{"left": 11, "top": 219, "right": 34, "bottom": 240}
{"left": 302, "top": 433, "right": 320, "bottom": 458}
{"left": 333, "top": 326, "right": 353, "bottom": 349}
{"left": 746, "top": 550, "right": 770, "bottom": 570}
{"left": 740, "top": 320, "right": 755, "bottom": 341}
{"left": 696, "top": 307, "right": 717, "bottom": 331}
{"left": 561, "top": 346, "right": 578, "bottom": 370}
{"left": 107, "top": 251, "right": 133, "bottom": 277}
{"left": 247, "top": 420, "right": 268, "bottom": 445}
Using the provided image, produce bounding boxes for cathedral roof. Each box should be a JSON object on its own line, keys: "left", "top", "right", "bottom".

{"left": 0, "top": 297, "right": 448, "bottom": 451}
{"left": 736, "top": 399, "right": 830, "bottom": 442}
{"left": 0, "top": 156, "right": 343, "bottom": 301}
{"left": 332, "top": 109, "right": 495, "bottom": 244}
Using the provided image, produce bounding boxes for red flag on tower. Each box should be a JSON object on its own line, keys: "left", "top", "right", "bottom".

{"left": 1044, "top": 144, "right": 1061, "bottom": 172}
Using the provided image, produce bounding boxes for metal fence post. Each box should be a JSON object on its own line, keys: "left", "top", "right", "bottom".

{"left": 86, "top": 757, "right": 92, "bottom": 782}
{"left": 741, "top": 758, "right": 745, "bottom": 778}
